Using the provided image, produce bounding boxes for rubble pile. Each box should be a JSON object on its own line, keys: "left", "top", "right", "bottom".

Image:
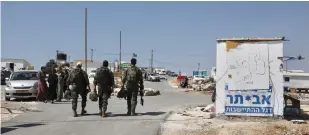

{"left": 191, "top": 79, "right": 216, "bottom": 91}
{"left": 177, "top": 104, "right": 216, "bottom": 119}
{"left": 111, "top": 87, "right": 161, "bottom": 96}
{"left": 299, "top": 93, "right": 309, "bottom": 100}
{"left": 114, "top": 77, "right": 122, "bottom": 88}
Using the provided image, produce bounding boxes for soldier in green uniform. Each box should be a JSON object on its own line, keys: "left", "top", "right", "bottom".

{"left": 93, "top": 60, "right": 114, "bottom": 117}
{"left": 67, "top": 62, "right": 90, "bottom": 117}
{"left": 122, "top": 58, "right": 144, "bottom": 116}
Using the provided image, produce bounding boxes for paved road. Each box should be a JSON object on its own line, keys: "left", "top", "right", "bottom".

{"left": 1, "top": 80, "right": 211, "bottom": 135}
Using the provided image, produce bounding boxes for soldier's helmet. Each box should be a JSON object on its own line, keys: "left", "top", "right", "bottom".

{"left": 76, "top": 62, "right": 82, "bottom": 68}
{"left": 89, "top": 90, "right": 98, "bottom": 102}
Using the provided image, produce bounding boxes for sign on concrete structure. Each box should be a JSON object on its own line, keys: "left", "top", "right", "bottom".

{"left": 226, "top": 43, "right": 269, "bottom": 90}
{"left": 215, "top": 38, "right": 284, "bottom": 117}
{"left": 225, "top": 87, "right": 273, "bottom": 116}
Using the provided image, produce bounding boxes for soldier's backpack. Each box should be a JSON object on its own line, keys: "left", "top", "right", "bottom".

{"left": 70, "top": 68, "right": 85, "bottom": 85}
{"left": 126, "top": 67, "right": 139, "bottom": 85}
{"left": 96, "top": 67, "right": 113, "bottom": 87}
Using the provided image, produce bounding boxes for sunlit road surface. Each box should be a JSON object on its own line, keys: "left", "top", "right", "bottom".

{"left": 1, "top": 80, "right": 211, "bottom": 135}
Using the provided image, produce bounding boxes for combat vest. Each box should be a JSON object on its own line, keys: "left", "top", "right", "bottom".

{"left": 125, "top": 66, "right": 140, "bottom": 88}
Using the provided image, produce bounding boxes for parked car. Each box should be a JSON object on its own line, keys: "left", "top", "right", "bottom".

{"left": 5, "top": 70, "right": 39, "bottom": 101}
{"left": 147, "top": 73, "right": 160, "bottom": 82}
{"left": 159, "top": 74, "right": 167, "bottom": 80}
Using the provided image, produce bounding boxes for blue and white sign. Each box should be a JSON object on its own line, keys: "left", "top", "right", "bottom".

{"left": 225, "top": 88, "right": 273, "bottom": 116}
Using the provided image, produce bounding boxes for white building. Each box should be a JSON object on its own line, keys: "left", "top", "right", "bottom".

{"left": 284, "top": 71, "right": 309, "bottom": 90}
{"left": 73, "top": 60, "right": 116, "bottom": 75}
{"left": 211, "top": 67, "right": 217, "bottom": 80}
{"left": 216, "top": 37, "right": 285, "bottom": 117}
{"left": 1, "top": 58, "right": 31, "bottom": 71}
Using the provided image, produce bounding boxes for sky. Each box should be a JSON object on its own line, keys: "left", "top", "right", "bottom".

{"left": 1, "top": 1, "right": 309, "bottom": 75}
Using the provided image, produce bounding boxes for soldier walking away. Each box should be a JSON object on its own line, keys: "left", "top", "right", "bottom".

{"left": 122, "top": 58, "right": 144, "bottom": 116}
{"left": 93, "top": 60, "right": 114, "bottom": 117}
{"left": 67, "top": 62, "right": 91, "bottom": 117}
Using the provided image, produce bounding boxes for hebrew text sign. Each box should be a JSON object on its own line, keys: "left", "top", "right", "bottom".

{"left": 225, "top": 90, "right": 273, "bottom": 116}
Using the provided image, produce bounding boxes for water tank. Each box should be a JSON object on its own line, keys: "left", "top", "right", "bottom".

{"left": 57, "top": 53, "right": 67, "bottom": 61}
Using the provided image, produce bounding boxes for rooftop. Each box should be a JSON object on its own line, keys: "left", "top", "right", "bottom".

{"left": 216, "top": 37, "right": 288, "bottom": 42}
{"left": 1, "top": 58, "right": 31, "bottom": 65}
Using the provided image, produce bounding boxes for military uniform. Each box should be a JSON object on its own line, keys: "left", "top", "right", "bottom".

{"left": 93, "top": 66, "right": 114, "bottom": 117}
{"left": 122, "top": 66, "right": 144, "bottom": 116}
{"left": 67, "top": 67, "right": 90, "bottom": 117}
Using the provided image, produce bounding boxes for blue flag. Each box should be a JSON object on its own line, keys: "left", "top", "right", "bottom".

{"left": 133, "top": 53, "right": 137, "bottom": 57}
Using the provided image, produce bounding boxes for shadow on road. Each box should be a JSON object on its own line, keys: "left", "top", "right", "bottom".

{"left": 1, "top": 123, "right": 45, "bottom": 134}
{"left": 83, "top": 111, "right": 166, "bottom": 117}
{"left": 51, "top": 101, "right": 72, "bottom": 104}
{"left": 110, "top": 111, "right": 166, "bottom": 117}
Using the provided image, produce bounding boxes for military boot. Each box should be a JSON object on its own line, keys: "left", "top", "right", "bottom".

{"left": 127, "top": 110, "right": 131, "bottom": 116}
{"left": 81, "top": 108, "right": 87, "bottom": 116}
{"left": 73, "top": 110, "right": 78, "bottom": 117}
{"left": 101, "top": 111, "right": 106, "bottom": 118}
{"left": 99, "top": 108, "right": 102, "bottom": 116}
{"left": 131, "top": 109, "right": 137, "bottom": 116}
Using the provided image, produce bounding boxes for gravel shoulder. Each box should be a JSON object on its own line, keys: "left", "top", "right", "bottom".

{"left": 161, "top": 105, "right": 309, "bottom": 135}
{"left": 1, "top": 101, "right": 40, "bottom": 122}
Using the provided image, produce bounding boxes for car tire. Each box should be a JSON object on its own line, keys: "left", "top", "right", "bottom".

{"left": 5, "top": 97, "right": 10, "bottom": 101}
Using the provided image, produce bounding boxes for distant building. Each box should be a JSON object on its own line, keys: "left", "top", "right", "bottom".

{"left": 1, "top": 58, "right": 31, "bottom": 71}
{"left": 211, "top": 67, "right": 216, "bottom": 80}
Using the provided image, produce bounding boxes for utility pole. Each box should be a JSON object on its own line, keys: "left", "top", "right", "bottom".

{"left": 56, "top": 50, "right": 59, "bottom": 63}
{"left": 119, "top": 31, "right": 122, "bottom": 71}
{"left": 150, "top": 49, "right": 153, "bottom": 73}
{"left": 198, "top": 62, "right": 200, "bottom": 75}
{"left": 90, "top": 48, "right": 94, "bottom": 62}
{"left": 84, "top": 8, "right": 88, "bottom": 72}
{"left": 149, "top": 59, "right": 151, "bottom": 72}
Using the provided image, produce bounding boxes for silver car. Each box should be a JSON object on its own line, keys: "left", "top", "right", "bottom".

{"left": 5, "top": 70, "right": 38, "bottom": 101}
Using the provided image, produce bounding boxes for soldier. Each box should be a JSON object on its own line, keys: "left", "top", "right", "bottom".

{"left": 67, "top": 62, "right": 90, "bottom": 117}
{"left": 93, "top": 60, "right": 114, "bottom": 117}
{"left": 122, "top": 58, "right": 144, "bottom": 116}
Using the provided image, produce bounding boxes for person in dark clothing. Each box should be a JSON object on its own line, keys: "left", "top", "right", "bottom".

{"left": 47, "top": 68, "right": 58, "bottom": 103}
{"left": 67, "top": 62, "right": 90, "bottom": 117}
{"left": 56, "top": 66, "right": 65, "bottom": 102}
{"left": 63, "top": 67, "right": 69, "bottom": 94}
{"left": 37, "top": 66, "right": 48, "bottom": 102}
{"left": 93, "top": 60, "right": 114, "bottom": 117}
{"left": 122, "top": 58, "right": 144, "bottom": 116}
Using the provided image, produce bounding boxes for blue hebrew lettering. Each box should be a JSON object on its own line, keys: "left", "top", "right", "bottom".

{"left": 268, "top": 86, "right": 273, "bottom": 92}
{"left": 262, "top": 95, "right": 271, "bottom": 104}
{"left": 234, "top": 95, "right": 243, "bottom": 104}
{"left": 252, "top": 95, "right": 261, "bottom": 104}
{"left": 227, "top": 95, "right": 233, "bottom": 104}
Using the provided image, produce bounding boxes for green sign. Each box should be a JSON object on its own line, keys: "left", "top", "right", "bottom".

{"left": 120, "top": 63, "right": 131, "bottom": 68}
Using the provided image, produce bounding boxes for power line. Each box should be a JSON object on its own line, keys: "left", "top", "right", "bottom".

{"left": 153, "top": 50, "right": 209, "bottom": 57}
